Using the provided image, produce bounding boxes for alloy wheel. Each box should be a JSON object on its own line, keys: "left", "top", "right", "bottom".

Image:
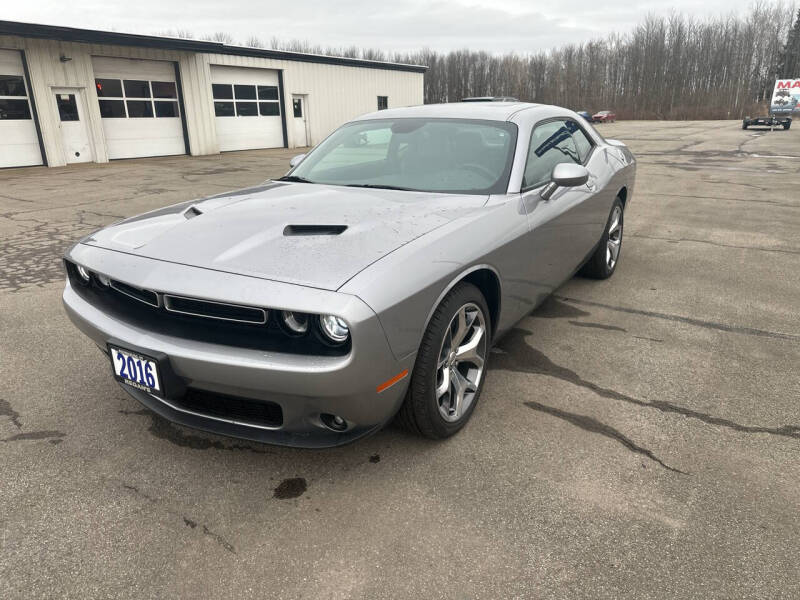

{"left": 606, "top": 205, "right": 623, "bottom": 270}
{"left": 435, "top": 303, "right": 487, "bottom": 422}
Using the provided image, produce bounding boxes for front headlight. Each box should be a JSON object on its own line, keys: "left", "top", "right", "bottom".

{"left": 318, "top": 314, "right": 349, "bottom": 344}
{"left": 280, "top": 311, "right": 310, "bottom": 335}
{"left": 76, "top": 264, "right": 92, "bottom": 282}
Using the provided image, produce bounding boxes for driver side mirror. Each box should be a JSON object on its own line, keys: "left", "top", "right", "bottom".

{"left": 540, "top": 163, "right": 590, "bottom": 200}
{"left": 289, "top": 154, "right": 307, "bottom": 168}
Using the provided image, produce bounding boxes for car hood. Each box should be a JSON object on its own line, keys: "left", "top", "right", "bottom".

{"left": 84, "top": 182, "right": 487, "bottom": 291}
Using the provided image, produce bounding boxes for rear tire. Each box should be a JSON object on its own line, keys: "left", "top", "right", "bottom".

{"left": 784, "top": 123, "right": 791, "bottom": 130}
{"left": 395, "top": 282, "right": 490, "bottom": 439}
{"left": 579, "top": 197, "right": 624, "bottom": 280}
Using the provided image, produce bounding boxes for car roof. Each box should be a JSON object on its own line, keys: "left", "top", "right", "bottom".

{"left": 353, "top": 101, "right": 543, "bottom": 122}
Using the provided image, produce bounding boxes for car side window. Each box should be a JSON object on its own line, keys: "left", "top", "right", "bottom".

{"left": 565, "top": 120, "right": 594, "bottom": 163}
{"left": 522, "top": 120, "right": 581, "bottom": 190}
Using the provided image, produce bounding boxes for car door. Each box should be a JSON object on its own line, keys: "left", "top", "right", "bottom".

{"left": 520, "top": 118, "right": 599, "bottom": 302}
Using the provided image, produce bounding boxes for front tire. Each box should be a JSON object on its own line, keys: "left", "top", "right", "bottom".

{"left": 579, "top": 197, "right": 624, "bottom": 279}
{"left": 395, "top": 282, "right": 490, "bottom": 439}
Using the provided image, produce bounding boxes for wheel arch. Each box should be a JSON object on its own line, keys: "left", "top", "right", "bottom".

{"left": 421, "top": 265, "right": 502, "bottom": 343}
{"left": 617, "top": 186, "right": 628, "bottom": 208}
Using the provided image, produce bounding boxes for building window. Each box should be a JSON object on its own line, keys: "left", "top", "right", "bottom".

{"left": 98, "top": 100, "right": 125, "bottom": 118}
{"left": 214, "top": 102, "right": 235, "bottom": 117}
{"left": 235, "top": 102, "right": 258, "bottom": 117}
{"left": 124, "top": 80, "right": 150, "bottom": 98}
{"left": 234, "top": 84, "right": 257, "bottom": 100}
{"left": 258, "top": 85, "right": 278, "bottom": 100}
{"left": 95, "top": 78, "right": 179, "bottom": 119}
{"left": 212, "top": 84, "right": 233, "bottom": 99}
{"left": 56, "top": 94, "right": 80, "bottom": 121}
{"left": 0, "top": 74, "right": 32, "bottom": 120}
{"left": 154, "top": 101, "right": 178, "bottom": 117}
{"left": 95, "top": 79, "right": 123, "bottom": 98}
{"left": 293, "top": 99, "right": 302, "bottom": 118}
{"left": 259, "top": 102, "right": 280, "bottom": 116}
{"left": 0, "top": 75, "right": 28, "bottom": 96}
{"left": 377, "top": 96, "right": 388, "bottom": 110}
{"left": 213, "top": 82, "right": 280, "bottom": 117}
{"left": 151, "top": 81, "right": 177, "bottom": 99}
{"left": 0, "top": 98, "right": 32, "bottom": 120}
{"left": 126, "top": 100, "right": 154, "bottom": 118}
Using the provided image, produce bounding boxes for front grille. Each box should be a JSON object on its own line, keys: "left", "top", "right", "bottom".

{"left": 65, "top": 260, "right": 350, "bottom": 356}
{"left": 109, "top": 279, "right": 160, "bottom": 307}
{"left": 176, "top": 388, "right": 283, "bottom": 428}
{"left": 163, "top": 294, "right": 267, "bottom": 324}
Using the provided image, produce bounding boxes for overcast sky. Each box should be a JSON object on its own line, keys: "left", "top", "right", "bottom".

{"left": 4, "top": 0, "right": 773, "bottom": 54}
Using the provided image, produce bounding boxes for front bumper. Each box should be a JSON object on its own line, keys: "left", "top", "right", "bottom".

{"left": 62, "top": 246, "right": 414, "bottom": 448}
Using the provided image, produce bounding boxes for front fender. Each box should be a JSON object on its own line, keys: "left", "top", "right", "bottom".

{"left": 340, "top": 197, "right": 531, "bottom": 360}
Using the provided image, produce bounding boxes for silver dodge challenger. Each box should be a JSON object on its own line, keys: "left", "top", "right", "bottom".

{"left": 63, "top": 102, "right": 636, "bottom": 447}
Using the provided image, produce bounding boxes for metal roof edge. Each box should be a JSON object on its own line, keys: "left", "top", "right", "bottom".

{"left": 0, "top": 20, "right": 428, "bottom": 73}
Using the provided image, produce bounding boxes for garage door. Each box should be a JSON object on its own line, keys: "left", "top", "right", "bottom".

{"left": 0, "top": 49, "right": 42, "bottom": 168}
{"left": 92, "top": 57, "right": 185, "bottom": 160}
{"left": 210, "top": 65, "right": 284, "bottom": 152}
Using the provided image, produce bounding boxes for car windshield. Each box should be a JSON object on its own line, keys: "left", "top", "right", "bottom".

{"left": 287, "top": 118, "right": 518, "bottom": 195}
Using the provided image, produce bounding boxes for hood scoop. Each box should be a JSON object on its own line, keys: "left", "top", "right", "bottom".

{"left": 283, "top": 224, "right": 348, "bottom": 236}
{"left": 184, "top": 205, "right": 203, "bottom": 220}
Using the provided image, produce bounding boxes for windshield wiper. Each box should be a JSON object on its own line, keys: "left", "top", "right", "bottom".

{"left": 344, "top": 183, "right": 419, "bottom": 192}
{"left": 276, "top": 175, "right": 315, "bottom": 183}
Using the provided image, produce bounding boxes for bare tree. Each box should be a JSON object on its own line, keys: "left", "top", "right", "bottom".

{"left": 360, "top": 48, "right": 387, "bottom": 62}
{"left": 244, "top": 35, "right": 265, "bottom": 48}
{"left": 201, "top": 32, "right": 234, "bottom": 44}
{"left": 158, "top": 29, "right": 194, "bottom": 39}
{"left": 779, "top": 8, "right": 800, "bottom": 76}
{"left": 397, "top": 2, "right": 796, "bottom": 119}
{"left": 158, "top": 2, "right": 797, "bottom": 119}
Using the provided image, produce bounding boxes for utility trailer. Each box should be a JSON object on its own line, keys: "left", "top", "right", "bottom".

{"left": 742, "top": 80, "right": 799, "bottom": 131}
{"left": 742, "top": 114, "right": 791, "bottom": 130}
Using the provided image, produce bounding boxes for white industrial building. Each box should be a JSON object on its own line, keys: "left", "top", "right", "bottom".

{"left": 0, "top": 21, "right": 426, "bottom": 168}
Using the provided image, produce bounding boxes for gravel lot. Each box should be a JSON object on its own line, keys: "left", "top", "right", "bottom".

{"left": 1, "top": 121, "right": 799, "bottom": 599}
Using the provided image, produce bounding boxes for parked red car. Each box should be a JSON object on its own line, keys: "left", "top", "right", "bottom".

{"left": 592, "top": 110, "right": 616, "bottom": 123}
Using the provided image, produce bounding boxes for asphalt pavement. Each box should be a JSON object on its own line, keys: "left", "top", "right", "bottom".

{"left": 1, "top": 121, "right": 799, "bottom": 599}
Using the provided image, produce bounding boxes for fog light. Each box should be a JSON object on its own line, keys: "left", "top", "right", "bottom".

{"left": 76, "top": 264, "right": 91, "bottom": 282}
{"left": 281, "top": 311, "right": 309, "bottom": 335}
{"left": 319, "top": 314, "right": 349, "bottom": 344}
{"left": 96, "top": 273, "right": 111, "bottom": 287}
{"left": 321, "top": 413, "right": 348, "bottom": 431}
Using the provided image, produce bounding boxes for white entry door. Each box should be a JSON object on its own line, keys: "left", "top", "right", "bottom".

{"left": 53, "top": 89, "right": 93, "bottom": 164}
{"left": 292, "top": 95, "right": 308, "bottom": 147}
